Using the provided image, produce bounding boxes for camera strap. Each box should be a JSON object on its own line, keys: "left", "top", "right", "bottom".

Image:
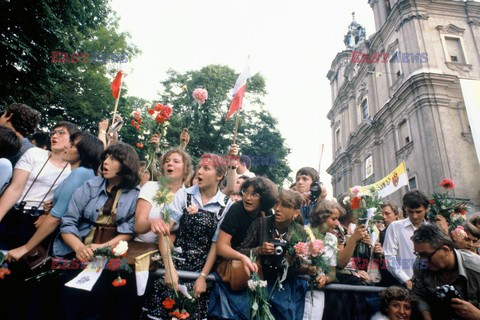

{"left": 17, "top": 155, "right": 51, "bottom": 207}
{"left": 35, "top": 162, "right": 69, "bottom": 210}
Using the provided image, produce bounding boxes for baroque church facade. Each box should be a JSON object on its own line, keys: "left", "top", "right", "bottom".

{"left": 326, "top": 0, "right": 480, "bottom": 211}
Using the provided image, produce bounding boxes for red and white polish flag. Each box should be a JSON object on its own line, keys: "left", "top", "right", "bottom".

{"left": 225, "top": 65, "right": 251, "bottom": 121}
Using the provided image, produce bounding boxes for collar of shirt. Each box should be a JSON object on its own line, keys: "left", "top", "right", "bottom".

{"left": 402, "top": 217, "right": 424, "bottom": 230}
{"left": 187, "top": 184, "right": 227, "bottom": 209}
{"left": 92, "top": 177, "right": 140, "bottom": 197}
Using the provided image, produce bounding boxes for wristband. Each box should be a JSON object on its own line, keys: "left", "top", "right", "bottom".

{"left": 199, "top": 272, "right": 208, "bottom": 279}
{"left": 100, "top": 130, "right": 107, "bottom": 134}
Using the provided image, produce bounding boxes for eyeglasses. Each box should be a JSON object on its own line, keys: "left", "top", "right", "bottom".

{"left": 414, "top": 247, "right": 441, "bottom": 260}
{"left": 50, "top": 129, "right": 67, "bottom": 137}
{"left": 241, "top": 190, "right": 260, "bottom": 199}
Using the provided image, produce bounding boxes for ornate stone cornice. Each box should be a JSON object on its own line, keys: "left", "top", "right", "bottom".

{"left": 467, "top": 18, "right": 480, "bottom": 26}
{"left": 436, "top": 24, "right": 465, "bottom": 36}
{"left": 445, "top": 62, "right": 473, "bottom": 76}
{"left": 396, "top": 13, "right": 429, "bottom": 31}
{"left": 396, "top": 141, "right": 414, "bottom": 161}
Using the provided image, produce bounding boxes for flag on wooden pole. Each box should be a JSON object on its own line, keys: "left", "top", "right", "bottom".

{"left": 225, "top": 65, "right": 250, "bottom": 121}
{"left": 111, "top": 71, "right": 123, "bottom": 99}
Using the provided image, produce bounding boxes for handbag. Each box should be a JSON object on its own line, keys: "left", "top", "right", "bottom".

{"left": 125, "top": 240, "right": 158, "bottom": 268}
{"left": 21, "top": 235, "right": 54, "bottom": 271}
{"left": 216, "top": 259, "right": 263, "bottom": 291}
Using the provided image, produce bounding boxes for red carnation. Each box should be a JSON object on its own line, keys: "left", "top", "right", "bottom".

{"left": 162, "top": 297, "right": 175, "bottom": 310}
{"left": 155, "top": 114, "right": 165, "bottom": 124}
{"left": 160, "top": 105, "right": 172, "bottom": 119}
{"left": 350, "top": 196, "right": 361, "bottom": 210}
{"left": 135, "top": 124, "right": 140, "bottom": 130}
{"left": 112, "top": 277, "right": 126, "bottom": 287}
{"left": 429, "top": 199, "right": 435, "bottom": 205}
{"left": 154, "top": 103, "right": 163, "bottom": 112}
{"left": 131, "top": 119, "right": 135, "bottom": 126}
{"left": 440, "top": 179, "right": 455, "bottom": 190}
{"left": 148, "top": 109, "right": 155, "bottom": 115}
{"left": 136, "top": 142, "right": 144, "bottom": 149}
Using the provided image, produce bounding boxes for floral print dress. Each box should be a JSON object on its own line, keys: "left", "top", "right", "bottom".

{"left": 141, "top": 194, "right": 225, "bottom": 320}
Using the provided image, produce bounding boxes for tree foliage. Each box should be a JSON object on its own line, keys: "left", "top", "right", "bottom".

{"left": 0, "top": 0, "right": 139, "bottom": 131}
{"left": 122, "top": 65, "right": 291, "bottom": 185}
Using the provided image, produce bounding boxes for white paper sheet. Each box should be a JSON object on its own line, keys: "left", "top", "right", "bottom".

{"left": 65, "top": 257, "right": 107, "bottom": 291}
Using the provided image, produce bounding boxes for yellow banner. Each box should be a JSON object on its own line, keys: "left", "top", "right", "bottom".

{"left": 353, "top": 161, "right": 408, "bottom": 197}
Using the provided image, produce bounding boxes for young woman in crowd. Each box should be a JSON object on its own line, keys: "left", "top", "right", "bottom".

{"left": 372, "top": 286, "right": 416, "bottom": 320}
{"left": 6, "top": 131, "right": 103, "bottom": 261}
{"left": 451, "top": 222, "right": 480, "bottom": 254}
{"left": 236, "top": 189, "right": 309, "bottom": 320}
{"left": 134, "top": 149, "right": 192, "bottom": 244}
{"left": 0, "top": 121, "right": 78, "bottom": 249}
{"left": 56, "top": 142, "right": 140, "bottom": 320}
{"left": 377, "top": 201, "right": 402, "bottom": 287}
{"left": 322, "top": 193, "right": 376, "bottom": 320}
{"left": 141, "top": 154, "right": 228, "bottom": 320}
{"left": 208, "top": 176, "right": 278, "bottom": 319}
{"left": 303, "top": 199, "right": 342, "bottom": 319}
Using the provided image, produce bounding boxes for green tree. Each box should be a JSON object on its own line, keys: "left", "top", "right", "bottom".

{"left": 0, "top": 1, "right": 139, "bottom": 131}
{"left": 122, "top": 65, "right": 291, "bottom": 185}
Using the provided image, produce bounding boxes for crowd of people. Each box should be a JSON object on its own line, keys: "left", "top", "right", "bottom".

{"left": 0, "top": 102, "right": 480, "bottom": 320}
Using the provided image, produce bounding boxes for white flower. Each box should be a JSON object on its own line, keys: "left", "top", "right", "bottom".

{"left": 145, "top": 154, "right": 150, "bottom": 160}
{"left": 143, "top": 103, "right": 151, "bottom": 109}
{"left": 143, "top": 130, "right": 150, "bottom": 135}
{"left": 342, "top": 196, "right": 350, "bottom": 205}
{"left": 113, "top": 240, "right": 128, "bottom": 256}
{"left": 137, "top": 135, "right": 145, "bottom": 140}
{"left": 259, "top": 280, "right": 267, "bottom": 288}
{"left": 248, "top": 279, "right": 256, "bottom": 291}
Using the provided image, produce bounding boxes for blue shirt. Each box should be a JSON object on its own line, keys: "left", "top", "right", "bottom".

{"left": 50, "top": 167, "right": 95, "bottom": 219}
{"left": 167, "top": 184, "right": 229, "bottom": 241}
{"left": 300, "top": 202, "right": 315, "bottom": 226}
{"left": 53, "top": 176, "right": 140, "bottom": 256}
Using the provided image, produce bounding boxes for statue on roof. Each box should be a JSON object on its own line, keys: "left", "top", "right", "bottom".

{"left": 344, "top": 12, "right": 366, "bottom": 49}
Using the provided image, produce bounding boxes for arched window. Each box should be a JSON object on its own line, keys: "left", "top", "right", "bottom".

{"left": 361, "top": 99, "right": 369, "bottom": 119}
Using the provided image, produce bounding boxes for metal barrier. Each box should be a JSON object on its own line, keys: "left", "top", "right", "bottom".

{"left": 152, "top": 269, "right": 387, "bottom": 293}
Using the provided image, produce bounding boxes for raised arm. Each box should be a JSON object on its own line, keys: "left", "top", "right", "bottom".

{"left": 0, "top": 169, "right": 29, "bottom": 221}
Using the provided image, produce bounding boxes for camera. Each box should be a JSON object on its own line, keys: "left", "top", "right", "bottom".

{"left": 310, "top": 181, "right": 322, "bottom": 203}
{"left": 271, "top": 239, "right": 287, "bottom": 256}
{"left": 435, "top": 285, "right": 461, "bottom": 302}
{"left": 13, "top": 201, "right": 41, "bottom": 217}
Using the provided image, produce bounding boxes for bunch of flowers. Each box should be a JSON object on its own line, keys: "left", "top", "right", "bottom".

{"left": 93, "top": 240, "right": 132, "bottom": 287}
{"left": 291, "top": 227, "right": 329, "bottom": 273}
{"left": 130, "top": 102, "right": 173, "bottom": 173}
{"left": 428, "top": 179, "right": 469, "bottom": 231}
{"left": 192, "top": 88, "right": 208, "bottom": 105}
{"left": 247, "top": 252, "right": 275, "bottom": 320}
{"left": 346, "top": 186, "right": 383, "bottom": 228}
{"left": 162, "top": 295, "right": 194, "bottom": 320}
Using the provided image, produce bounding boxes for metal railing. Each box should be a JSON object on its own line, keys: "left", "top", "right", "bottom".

{"left": 152, "top": 269, "right": 386, "bottom": 293}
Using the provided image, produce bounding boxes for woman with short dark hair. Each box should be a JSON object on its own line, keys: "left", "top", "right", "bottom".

{"left": 57, "top": 142, "right": 140, "bottom": 319}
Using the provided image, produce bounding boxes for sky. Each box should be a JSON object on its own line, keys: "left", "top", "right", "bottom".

{"left": 110, "top": 0, "right": 376, "bottom": 195}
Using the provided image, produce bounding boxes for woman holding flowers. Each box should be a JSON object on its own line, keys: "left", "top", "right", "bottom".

{"left": 236, "top": 189, "right": 309, "bottom": 320}
{"left": 303, "top": 200, "right": 342, "bottom": 320}
{"left": 141, "top": 154, "right": 229, "bottom": 320}
{"left": 134, "top": 148, "right": 193, "bottom": 244}
{"left": 57, "top": 142, "right": 141, "bottom": 320}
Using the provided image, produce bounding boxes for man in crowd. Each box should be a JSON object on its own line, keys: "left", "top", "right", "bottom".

{"left": 294, "top": 167, "right": 325, "bottom": 225}
{"left": 384, "top": 190, "right": 429, "bottom": 289}
{"left": 412, "top": 224, "right": 480, "bottom": 320}
{"left": 236, "top": 155, "right": 255, "bottom": 178}
{"left": 0, "top": 103, "right": 40, "bottom": 166}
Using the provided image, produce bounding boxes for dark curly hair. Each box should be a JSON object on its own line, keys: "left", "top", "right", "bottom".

{"left": 2, "top": 103, "right": 41, "bottom": 137}
{"left": 411, "top": 223, "right": 454, "bottom": 250}
{"left": 100, "top": 142, "right": 140, "bottom": 189}
{"left": 403, "top": 189, "right": 430, "bottom": 210}
{"left": 0, "top": 125, "right": 21, "bottom": 158}
{"left": 379, "top": 286, "right": 412, "bottom": 316}
{"left": 70, "top": 131, "right": 103, "bottom": 171}
{"left": 241, "top": 176, "right": 278, "bottom": 211}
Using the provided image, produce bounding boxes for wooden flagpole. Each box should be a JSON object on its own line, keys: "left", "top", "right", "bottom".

{"left": 318, "top": 143, "right": 324, "bottom": 173}
{"left": 232, "top": 110, "right": 241, "bottom": 145}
